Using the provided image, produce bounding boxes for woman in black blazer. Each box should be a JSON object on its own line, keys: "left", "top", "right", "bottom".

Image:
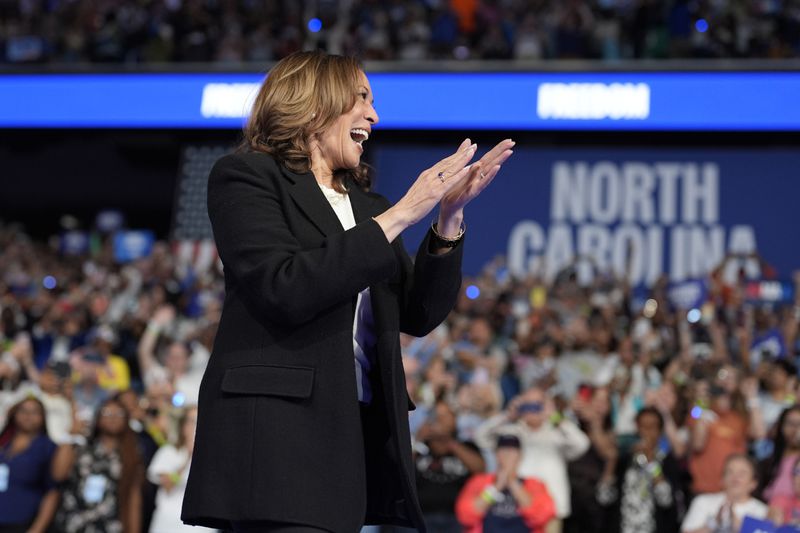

{"left": 181, "top": 50, "right": 514, "bottom": 533}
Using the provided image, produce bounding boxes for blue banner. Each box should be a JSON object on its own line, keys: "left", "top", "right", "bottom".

{"left": 95, "top": 210, "right": 125, "bottom": 233}
{"left": 741, "top": 516, "right": 800, "bottom": 533}
{"left": 373, "top": 146, "right": 800, "bottom": 285}
{"left": 741, "top": 516, "right": 776, "bottom": 533}
{"left": 113, "top": 230, "right": 155, "bottom": 263}
{"left": 60, "top": 231, "right": 89, "bottom": 256}
{"left": 2, "top": 72, "right": 800, "bottom": 130}
{"left": 668, "top": 280, "right": 708, "bottom": 310}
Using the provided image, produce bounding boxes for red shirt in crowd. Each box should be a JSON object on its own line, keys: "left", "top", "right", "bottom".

{"left": 455, "top": 473, "right": 556, "bottom": 533}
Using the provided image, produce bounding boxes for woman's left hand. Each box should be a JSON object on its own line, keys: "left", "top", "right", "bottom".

{"left": 437, "top": 138, "right": 515, "bottom": 234}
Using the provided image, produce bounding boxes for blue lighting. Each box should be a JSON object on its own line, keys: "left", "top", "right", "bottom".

{"left": 466, "top": 285, "right": 480, "bottom": 299}
{"left": 308, "top": 18, "right": 322, "bottom": 32}
{"left": 691, "top": 406, "right": 703, "bottom": 419}
{"left": 3, "top": 72, "right": 800, "bottom": 130}
{"left": 42, "top": 276, "right": 57, "bottom": 290}
{"left": 695, "top": 19, "right": 709, "bottom": 33}
{"left": 687, "top": 308, "right": 702, "bottom": 323}
{"left": 172, "top": 392, "right": 186, "bottom": 407}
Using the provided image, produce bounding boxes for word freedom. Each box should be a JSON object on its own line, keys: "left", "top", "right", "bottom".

{"left": 537, "top": 83, "right": 650, "bottom": 121}
{"left": 508, "top": 161, "right": 758, "bottom": 286}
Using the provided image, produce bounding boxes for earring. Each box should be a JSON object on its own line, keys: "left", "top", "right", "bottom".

{"left": 311, "top": 112, "right": 316, "bottom": 119}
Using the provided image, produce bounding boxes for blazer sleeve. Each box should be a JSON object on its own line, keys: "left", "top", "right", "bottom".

{"left": 398, "top": 229, "right": 464, "bottom": 337}
{"left": 375, "top": 195, "right": 463, "bottom": 337}
{"left": 207, "top": 154, "right": 398, "bottom": 327}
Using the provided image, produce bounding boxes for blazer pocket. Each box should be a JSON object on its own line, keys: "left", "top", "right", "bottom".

{"left": 221, "top": 364, "right": 314, "bottom": 399}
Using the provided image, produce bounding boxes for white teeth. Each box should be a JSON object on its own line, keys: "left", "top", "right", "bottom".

{"left": 350, "top": 128, "right": 369, "bottom": 143}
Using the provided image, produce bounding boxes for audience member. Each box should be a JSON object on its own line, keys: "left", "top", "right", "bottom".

{"left": 759, "top": 405, "right": 800, "bottom": 501}
{"left": 456, "top": 434, "right": 556, "bottom": 533}
{"left": 681, "top": 453, "right": 767, "bottom": 533}
{"left": 475, "top": 386, "right": 590, "bottom": 532}
{"left": 2, "top": 0, "right": 800, "bottom": 65}
{"left": 564, "top": 385, "right": 616, "bottom": 533}
{"left": 687, "top": 381, "right": 749, "bottom": 494}
{"left": 1, "top": 215, "right": 800, "bottom": 530}
{"left": 53, "top": 397, "right": 144, "bottom": 533}
{"left": 596, "top": 407, "right": 684, "bottom": 533}
{"left": 147, "top": 405, "right": 197, "bottom": 533}
{"left": 767, "top": 454, "right": 800, "bottom": 526}
{"left": 412, "top": 399, "right": 486, "bottom": 532}
{"left": 0, "top": 397, "right": 59, "bottom": 533}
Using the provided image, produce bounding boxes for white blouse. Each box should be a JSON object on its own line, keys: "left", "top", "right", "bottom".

{"left": 318, "top": 182, "right": 376, "bottom": 403}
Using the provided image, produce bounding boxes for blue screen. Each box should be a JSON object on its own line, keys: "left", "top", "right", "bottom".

{"left": 2, "top": 71, "right": 800, "bottom": 130}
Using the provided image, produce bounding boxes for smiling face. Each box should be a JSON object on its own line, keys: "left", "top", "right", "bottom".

{"left": 311, "top": 70, "right": 378, "bottom": 178}
{"left": 723, "top": 455, "right": 757, "bottom": 502}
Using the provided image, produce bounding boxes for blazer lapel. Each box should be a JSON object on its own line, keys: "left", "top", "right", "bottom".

{"left": 347, "top": 180, "right": 382, "bottom": 223}
{"left": 281, "top": 166, "right": 344, "bottom": 237}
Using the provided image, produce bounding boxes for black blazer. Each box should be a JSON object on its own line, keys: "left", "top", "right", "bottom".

{"left": 181, "top": 152, "right": 463, "bottom": 533}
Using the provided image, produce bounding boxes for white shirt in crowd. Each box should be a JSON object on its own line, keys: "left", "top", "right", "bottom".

{"left": 144, "top": 342, "right": 209, "bottom": 406}
{"left": 147, "top": 444, "right": 194, "bottom": 533}
{"left": 680, "top": 492, "right": 767, "bottom": 532}
{"left": 475, "top": 413, "right": 591, "bottom": 518}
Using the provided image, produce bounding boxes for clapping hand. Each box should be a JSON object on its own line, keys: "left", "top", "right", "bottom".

{"left": 375, "top": 138, "right": 515, "bottom": 243}
{"left": 439, "top": 139, "right": 515, "bottom": 221}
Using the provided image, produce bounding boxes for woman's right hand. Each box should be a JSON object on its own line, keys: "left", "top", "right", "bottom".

{"left": 373, "top": 139, "right": 478, "bottom": 243}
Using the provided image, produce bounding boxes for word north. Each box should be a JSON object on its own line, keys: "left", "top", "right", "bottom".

{"left": 507, "top": 161, "right": 759, "bottom": 286}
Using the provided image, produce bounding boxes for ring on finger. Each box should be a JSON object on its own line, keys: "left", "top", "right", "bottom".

{"left": 479, "top": 170, "right": 486, "bottom": 179}
{"left": 437, "top": 171, "right": 447, "bottom": 183}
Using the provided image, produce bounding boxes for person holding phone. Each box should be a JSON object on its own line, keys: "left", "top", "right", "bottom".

{"left": 70, "top": 325, "right": 130, "bottom": 397}
{"left": 687, "top": 382, "right": 748, "bottom": 495}
{"left": 475, "top": 387, "right": 590, "bottom": 533}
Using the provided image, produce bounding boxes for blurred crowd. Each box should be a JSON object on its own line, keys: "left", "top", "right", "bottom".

{"left": 1, "top": 0, "right": 800, "bottom": 64}
{"left": 0, "top": 221, "right": 219, "bottom": 532}
{"left": 2, "top": 212, "right": 800, "bottom": 532}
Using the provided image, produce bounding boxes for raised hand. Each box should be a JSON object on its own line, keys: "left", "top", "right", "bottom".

{"left": 152, "top": 305, "right": 176, "bottom": 327}
{"left": 439, "top": 139, "right": 515, "bottom": 222}
{"left": 374, "top": 139, "right": 478, "bottom": 242}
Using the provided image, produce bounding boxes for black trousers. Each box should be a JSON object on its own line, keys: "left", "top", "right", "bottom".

{"left": 230, "top": 520, "right": 331, "bottom": 532}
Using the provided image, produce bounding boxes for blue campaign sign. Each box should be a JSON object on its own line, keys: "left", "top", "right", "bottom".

{"left": 1, "top": 71, "right": 800, "bottom": 130}
{"left": 668, "top": 280, "right": 708, "bottom": 310}
{"left": 113, "top": 230, "right": 155, "bottom": 263}
{"left": 741, "top": 516, "right": 776, "bottom": 533}
{"left": 741, "top": 516, "right": 800, "bottom": 533}
{"left": 373, "top": 146, "right": 800, "bottom": 284}
{"left": 59, "top": 231, "right": 89, "bottom": 256}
